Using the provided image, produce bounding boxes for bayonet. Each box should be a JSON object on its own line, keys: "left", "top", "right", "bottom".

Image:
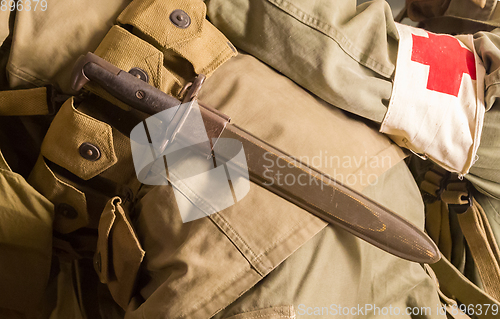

{"left": 71, "top": 52, "right": 440, "bottom": 264}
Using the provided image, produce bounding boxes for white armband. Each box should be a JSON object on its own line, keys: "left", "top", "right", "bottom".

{"left": 380, "top": 23, "right": 485, "bottom": 176}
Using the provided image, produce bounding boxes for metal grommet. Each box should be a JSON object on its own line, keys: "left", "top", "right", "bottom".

{"left": 94, "top": 252, "right": 102, "bottom": 273}
{"left": 170, "top": 9, "right": 191, "bottom": 28}
{"left": 56, "top": 203, "right": 78, "bottom": 220}
{"left": 79, "top": 142, "right": 101, "bottom": 161}
{"left": 129, "top": 67, "right": 149, "bottom": 82}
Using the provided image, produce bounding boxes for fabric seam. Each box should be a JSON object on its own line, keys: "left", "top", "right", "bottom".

{"left": 266, "top": 0, "right": 394, "bottom": 78}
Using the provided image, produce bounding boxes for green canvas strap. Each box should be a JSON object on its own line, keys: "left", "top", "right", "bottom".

{"left": 430, "top": 257, "right": 500, "bottom": 319}
{"left": 422, "top": 166, "right": 500, "bottom": 317}
{"left": 422, "top": 167, "right": 455, "bottom": 260}
{"left": 456, "top": 198, "right": 500, "bottom": 301}
{"left": 438, "top": 178, "right": 500, "bottom": 301}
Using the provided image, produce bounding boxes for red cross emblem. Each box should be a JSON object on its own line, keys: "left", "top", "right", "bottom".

{"left": 411, "top": 32, "right": 476, "bottom": 97}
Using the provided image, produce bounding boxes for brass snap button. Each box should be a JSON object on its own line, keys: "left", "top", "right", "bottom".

{"left": 170, "top": 9, "right": 191, "bottom": 28}
{"left": 56, "top": 203, "right": 78, "bottom": 219}
{"left": 79, "top": 142, "right": 101, "bottom": 161}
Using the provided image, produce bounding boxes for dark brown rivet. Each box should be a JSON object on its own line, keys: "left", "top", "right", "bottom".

{"left": 136, "top": 90, "right": 145, "bottom": 99}
{"left": 56, "top": 203, "right": 78, "bottom": 219}
{"left": 79, "top": 143, "right": 101, "bottom": 161}
{"left": 170, "top": 9, "right": 190, "bottom": 28}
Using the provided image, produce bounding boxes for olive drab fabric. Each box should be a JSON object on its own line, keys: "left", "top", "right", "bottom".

{"left": 206, "top": 0, "right": 399, "bottom": 123}
{"left": 405, "top": 0, "right": 494, "bottom": 22}
{"left": 0, "top": 10, "right": 9, "bottom": 45}
{"left": 406, "top": 0, "right": 452, "bottom": 22}
{"left": 41, "top": 98, "right": 118, "bottom": 181}
{"left": 205, "top": 0, "right": 500, "bottom": 202}
{"left": 96, "top": 197, "right": 145, "bottom": 310}
{"left": 408, "top": 0, "right": 498, "bottom": 25}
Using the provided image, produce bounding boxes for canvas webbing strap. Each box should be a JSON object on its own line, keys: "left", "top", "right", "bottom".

{"left": 455, "top": 199, "right": 500, "bottom": 301}
{"left": 0, "top": 87, "right": 50, "bottom": 116}
{"left": 438, "top": 178, "right": 500, "bottom": 301}
{"left": 424, "top": 264, "right": 471, "bottom": 319}
{"left": 425, "top": 199, "right": 453, "bottom": 259}
{"left": 422, "top": 167, "right": 500, "bottom": 308}
{"left": 430, "top": 257, "right": 500, "bottom": 318}
{"left": 422, "top": 167, "right": 454, "bottom": 260}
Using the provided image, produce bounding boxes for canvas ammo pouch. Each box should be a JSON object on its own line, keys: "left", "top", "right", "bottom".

{"left": 21, "top": 0, "right": 236, "bottom": 312}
